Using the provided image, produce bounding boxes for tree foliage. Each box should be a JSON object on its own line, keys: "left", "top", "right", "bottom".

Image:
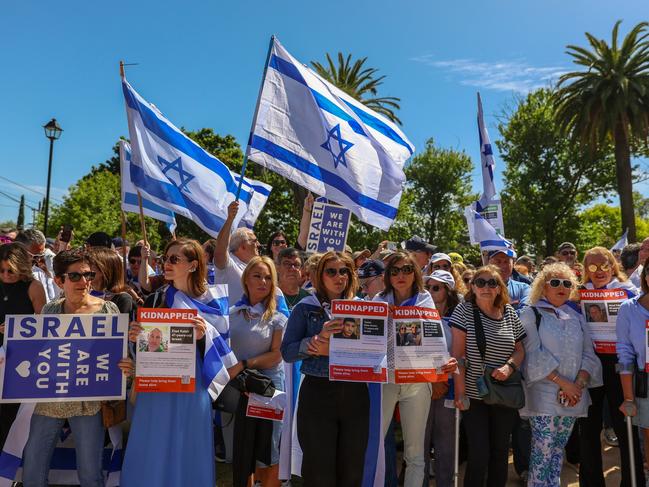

{"left": 311, "top": 52, "right": 402, "bottom": 124}
{"left": 498, "top": 88, "right": 617, "bottom": 256}
{"left": 555, "top": 20, "right": 649, "bottom": 242}
{"left": 575, "top": 203, "right": 649, "bottom": 251}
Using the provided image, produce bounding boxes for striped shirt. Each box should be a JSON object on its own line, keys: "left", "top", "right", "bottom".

{"left": 450, "top": 302, "right": 525, "bottom": 399}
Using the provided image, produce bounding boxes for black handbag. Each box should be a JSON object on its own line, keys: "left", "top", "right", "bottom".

{"left": 472, "top": 305, "right": 525, "bottom": 409}
{"left": 214, "top": 368, "right": 276, "bottom": 414}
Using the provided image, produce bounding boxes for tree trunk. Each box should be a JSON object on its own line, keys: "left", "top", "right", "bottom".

{"left": 614, "top": 122, "right": 637, "bottom": 242}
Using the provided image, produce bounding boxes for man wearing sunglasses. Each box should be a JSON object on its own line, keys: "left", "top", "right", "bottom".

{"left": 213, "top": 201, "right": 261, "bottom": 301}
{"left": 556, "top": 242, "right": 584, "bottom": 279}
{"left": 14, "top": 229, "right": 58, "bottom": 303}
{"left": 358, "top": 259, "right": 385, "bottom": 299}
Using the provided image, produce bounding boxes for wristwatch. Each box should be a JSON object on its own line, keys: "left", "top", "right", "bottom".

{"left": 506, "top": 359, "right": 517, "bottom": 371}
{"left": 242, "top": 360, "right": 248, "bottom": 369}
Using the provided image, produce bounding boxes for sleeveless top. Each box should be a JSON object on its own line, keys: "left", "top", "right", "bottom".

{"left": 0, "top": 280, "right": 34, "bottom": 345}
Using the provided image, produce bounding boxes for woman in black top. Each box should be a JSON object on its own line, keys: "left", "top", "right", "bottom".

{"left": 450, "top": 265, "right": 525, "bottom": 487}
{"left": 0, "top": 243, "right": 46, "bottom": 449}
{"left": 88, "top": 247, "right": 135, "bottom": 319}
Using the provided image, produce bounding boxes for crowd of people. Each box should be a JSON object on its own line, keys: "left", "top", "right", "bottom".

{"left": 1, "top": 200, "right": 649, "bottom": 487}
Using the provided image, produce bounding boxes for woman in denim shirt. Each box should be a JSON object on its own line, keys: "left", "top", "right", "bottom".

{"left": 520, "top": 263, "right": 602, "bottom": 486}
{"left": 280, "top": 251, "right": 366, "bottom": 487}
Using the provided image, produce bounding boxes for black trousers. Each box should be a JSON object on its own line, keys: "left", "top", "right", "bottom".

{"left": 0, "top": 403, "right": 19, "bottom": 450}
{"left": 578, "top": 354, "right": 645, "bottom": 487}
{"left": 297, "top": 375, "right": 369, "bottom": 487}
{"left": 461, "top": 399, "right": 517, "bottom": 487}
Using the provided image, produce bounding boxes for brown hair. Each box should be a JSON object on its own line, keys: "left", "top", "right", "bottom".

{"left": 582, "top": 246, "right": 626, "bottom": 285}
{"left": 164, "top": 239, "right": 207, "bottom": 297}
{"left": 0, "top": 243, "right": 34, "bottom": 282}
{"left": 640, "top": 256, "right": 649, "bottom": 294}
{"left": 241, "top": 256, "right": 278, "bottom": 321}
{"left": 465, "top": 265, "right": 510, "bottom": 311}
{"left": 88, "top": 247, "right": 127, "bottom": 293}
{"left": 382, "top": 251, "right": 424, "bottom": 297}
{"left": 313, "top": 251, "right": 358, "bottom": 301}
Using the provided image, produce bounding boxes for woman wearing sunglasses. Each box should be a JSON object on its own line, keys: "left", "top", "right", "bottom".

{"left": 450, "top": 265, "right": 525, "bottom": 487}
{"left": 281, "top": 251, "right": 367, "bottom": 486}
{"left": 21, "top": 249, "right": 130, "bottom": 487}
{"left": 266, "top": 231, "right": 288, "bottom": 263}
{"left": 88, "top": 247, "right": 135, "bottom": 318}
{"left": 422, "top": 270, "right": 462, "bottom": 486}
{"left": 374, "top": 252, "right": 457, "bottom": 487}
{"left": 578, "top": 246, "right": 645, "bottom": 487}
{"left": 121, "top": 239, "right": 240, "bottom": 487}
{"left": 519, "top": 263, "right": 602, "bottom": 486}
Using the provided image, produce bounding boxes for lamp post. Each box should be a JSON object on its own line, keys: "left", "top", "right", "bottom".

{"left": 42, "top": 118, "right": 63, "bottom": 236}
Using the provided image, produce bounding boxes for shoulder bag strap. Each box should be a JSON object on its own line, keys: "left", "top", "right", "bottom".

{"left": 471, "top": 304, "right": 487, "bottom": 361}
{"left": 531, "top": 305, "right": 542, "bottom": 330}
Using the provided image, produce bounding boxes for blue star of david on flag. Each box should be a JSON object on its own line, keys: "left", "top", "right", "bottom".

{"left": 157, "top": 155, "right": 195, "bottom": 193}
{"left": 482, "top": 143, "right": 493, "bottom": 156}
{"left": 321, "top": 124, "right": 354, "bottom": 168}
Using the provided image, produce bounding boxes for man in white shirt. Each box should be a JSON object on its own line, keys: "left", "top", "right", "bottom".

{"left": 630, "top": 237, "right": 649, "bottom": 288}
{"left": 14, "top": 229, "right": 58, "bottom": 303}
{"left": 213, "top": 201, "right": 261, "bottom": 302}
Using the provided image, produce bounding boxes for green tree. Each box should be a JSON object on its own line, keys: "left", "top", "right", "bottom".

{"left": 311, "top": 53, "right": 402, "bottom": 124}
{"left": 575, "top": 203, "right": 649, "bottom": 250}
{"left": 555, "top": 20, "right": 649, "bottom": 242}
{"left": 16, "top": 195, "right": 25, "bottom": 230}
{"left": 403, "top": 138, "right": 476, "bottom": 250}
{"left": 498, "top": 88, "right": 616, "bottom": 256}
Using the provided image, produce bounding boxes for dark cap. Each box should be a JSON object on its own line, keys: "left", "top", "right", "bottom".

{"left": 86, "top": 232, "right": 113, "bottom": 248}
{"left": 404, "top": 235, "right": 436, "bottom": 253}
{"left": 112, "top": 237, "right": 128, "bottom": 248}
{"left": 558, "top": 242, "right": 577, "bottom": 252}
{"left": 358, "top": 259, "right": 385, "bottom": 279}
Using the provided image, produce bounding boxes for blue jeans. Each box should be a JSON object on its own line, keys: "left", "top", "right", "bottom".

{"left": 23, "top": 412, "right": 105, "bottom": 487}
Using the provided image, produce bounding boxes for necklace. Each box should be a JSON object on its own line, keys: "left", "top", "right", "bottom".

{"left": 0, "top": 283, "right": 8, "bottom": 302}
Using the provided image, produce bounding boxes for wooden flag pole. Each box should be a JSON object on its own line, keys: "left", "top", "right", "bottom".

{"left": 136, "top": 191, "right": 149, "bottom": 247}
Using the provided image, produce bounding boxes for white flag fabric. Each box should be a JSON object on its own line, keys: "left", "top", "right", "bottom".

{"left": 119, "top": 140, "right": 177, "bottom": 232}
{"left": 477, "top": 92, "right": 497, "bottom": 208}
{"left": 248, "top": 37, "right": 415, "bottom": 231}
{"left": 611, "top": 228, "right": 629, "bottom": 252}
{"left": 465, "top": 206, "right": 514, "bottom": 252}
{"left": 122, "top": 78, "right": 272, "bottom": 237}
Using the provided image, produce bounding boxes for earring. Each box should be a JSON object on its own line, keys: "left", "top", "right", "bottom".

{"left": 190, "top": 268, "right": 196, "bottom": 273}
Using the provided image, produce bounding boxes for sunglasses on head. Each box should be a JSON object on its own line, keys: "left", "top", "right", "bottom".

{"left": 587, "top": 263, "right": 611, "bottom": 273}
{"left": 162, "top": 255, "right": 186, "bottom": 265}
{"left": 62, "top": 271, "right": 96, "bottom": 282}
{"left": 389, "top": 265, "right": 415, "bottom": 276}
{"left": 272, "top": 239, "right": 287, "bottom": 246}
{"left": 473, "top": 277, "right": 498, "bottom": 289}
{"left": 324, "top": 267, "right": 350, "bottom": 277}
{"left": 546, "top": 278, "right": 573, "bottom": 289}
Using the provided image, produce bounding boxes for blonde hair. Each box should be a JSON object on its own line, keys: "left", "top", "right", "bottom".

{"left": 0, "top": 243, "right": 34, "bottom": 282}
{"left": 465, "top": 265, "right": 510, "bottom": 311}
{"left": 313, "top": 251, "right": 358, "bottom": 301}
{"left": 241, "top": 256, "right": 278, "bottom": 321}
{"left": 528, "top": 263, "right": 579, "bottom": 304}
{"left": 582, "top": 246, "right": 626, "bottom": 285}
{"left": 303, "top": 253, "right": 323, "bottom": 279}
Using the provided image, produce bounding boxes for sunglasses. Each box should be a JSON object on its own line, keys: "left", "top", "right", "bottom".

{"left": 272, "top": 239, "right": 287, "bottom": 246}
{"left": 473, "top": 278, "right": 498, "bottom": 289}
{"left": 432, "top": 263, "right": 451, "bottom": 270}
{"left": 0, "top": 268, "right": 15, "bottom": 275}
{"left": 427, "top": 284, "right": 442, "bottom": 292}
{"left": 463, "top": 277, "right": 472, "bottom": 284}
{"left": 63, "top": 271, "right": 96, "bottom": 282}
{"left": 561, "top": 250, "right": 577, "bottom": 256}
{"left": 162, "top": 255, "right": 187, "bottom": 265}
{"left": 546, "top": 278, "right": 573, "bottom": 289}
{"left": 128, "top": 258, "right": 141, "bottom": 265}
{"left": 389, "top": 265, "right": 415, "bottom": 276}
{"left": 587, "top": 263, "right": 611, "bottom": 273}
{"left": 324, "top": 267, "right": 350, "bottom": 277}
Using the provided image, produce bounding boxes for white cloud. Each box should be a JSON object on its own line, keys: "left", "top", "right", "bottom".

{"left": 411, "top": 55, "right": 568, "bottom": 94}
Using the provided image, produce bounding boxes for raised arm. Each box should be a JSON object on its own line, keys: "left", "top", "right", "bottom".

{"left": 296, "top": 193, "right": 314, "bottom": 250}
{"left": 214, "top": 201, "right": 239, "bottom": 270}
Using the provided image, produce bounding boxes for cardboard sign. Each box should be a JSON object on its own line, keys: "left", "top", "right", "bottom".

{"left": 306, "top": 199, "right": 352, "bottom": 253}
{"left": 580, "top": 288, "right": 627, "bottom": 354}
{"left": 0, "top": 313, "right": 128, "bottom": 403}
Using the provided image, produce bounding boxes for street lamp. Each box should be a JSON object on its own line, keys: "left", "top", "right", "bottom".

{"left": 42, "top": 118, "right": 62, "bottom": 236}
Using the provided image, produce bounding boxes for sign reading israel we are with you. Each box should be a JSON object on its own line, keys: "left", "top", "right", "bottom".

{"left": 0, "top": 313, "right": 128, "bottom": 403}
{"left": 306, "top": 198, "right": 352, "bottom": 252}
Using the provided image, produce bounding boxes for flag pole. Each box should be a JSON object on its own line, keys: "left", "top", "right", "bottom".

{"left": 120, "top": 210, "right": 128, "bottom": 284}
{"left": 136, "top": 191, "right": 149, "bottom": 247}
{"left": 235, "top": 35, "right": 275, "bottom": 200}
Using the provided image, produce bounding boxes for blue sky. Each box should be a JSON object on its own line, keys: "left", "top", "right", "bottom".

{"left": 1, "top": 0, "right": 647, "bottom": 225}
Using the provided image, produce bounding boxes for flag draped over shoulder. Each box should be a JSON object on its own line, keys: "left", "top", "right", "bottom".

{"left": 121, "top": 78, "right": 272, "bottom": 237}
{"left": 164, "top": 285, "right": 237, "bottom": 400}
{"left": 477, "top": 92, "right": 497, "bottom": 208}
{"left": 119, "top": 140, "right": 177, "bottom": 232}
{"left": 248, "top": 37, "right": 414, "bottom": 231}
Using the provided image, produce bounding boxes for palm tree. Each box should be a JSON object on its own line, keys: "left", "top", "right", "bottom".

{"left": 311, "top": 52, "right": 402, "bottom": 125}
{"left": 555, "top": 21, "right": 649, "bottom": 242}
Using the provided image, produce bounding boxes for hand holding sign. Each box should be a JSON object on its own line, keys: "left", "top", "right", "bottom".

{"left": 191, "top": 316, "right": 208, "bottom": 340}
{"left": 129, "top": 321, "right": 143, "bottom": 343}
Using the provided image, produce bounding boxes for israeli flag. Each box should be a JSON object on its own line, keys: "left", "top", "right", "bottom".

{"left": 465, "top": 207, "right": 513, "bottom": 251}
{"left": 248, "top": 37, "right": 414, "bottom": 231}
{"left": 119, "top": 140, "right": 177, "bottom": 232}
{"left": 122, "top": 78, "right": 272, "bottom": 237}
{"left": 164, "top": 284, "right": 237, "bottom": 400}
{"left": 611, "top": 228, "right": 629, "bottom": 252}
{"left": 477, "top": 92, "right": 497, "bottom": 208}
